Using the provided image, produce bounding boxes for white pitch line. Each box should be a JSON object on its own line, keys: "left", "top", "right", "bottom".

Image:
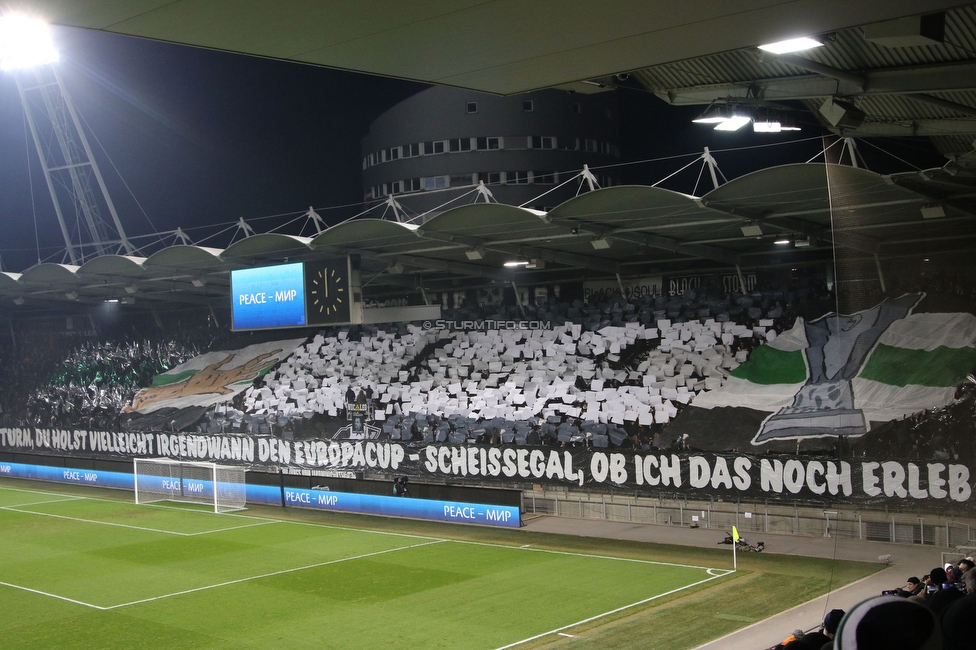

{"left": 0, "top": 496, "right": 85, "bottom": 509}
{"left": 449, "top": 537, "right": 727, "bottom": 571}
{"left": 183, "top": 520, "right": 279, "bottom": 536}
{"left": 103, "top": 539, "right": 446, "bottom": 610}
{"left": 0, "top": 580, "right": 106, "bottom": 610}
{"left": 0, "top": 505, "right": 194, "bottom": 536}
{"left": 493, "top": 570, "right": 734, "bottom": 650}
{"left": 1, "top": 485, "right": 446, "bottom": 543}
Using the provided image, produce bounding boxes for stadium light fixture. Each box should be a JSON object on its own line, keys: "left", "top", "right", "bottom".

{"left": 503, "top": 260, "right": 529, "bottom": 267}
{"left": 741, "top": 222, "right": 763, "bottom": 237}
{"left": 692, "top": 105, "right": 729, "bottom": 124}
{"left": 590, "top": 237, "right": 611, "bottom": 250}
{"left": 693, "top": 104, "right": 752, "bottom": 131}
{"left": 714, "top": 115, "right": 751, "bottom": 131}
{"left": 0, "top": 15, "right": 58, "bottom": 71}
{"left": 774, "top": 237, "right": 792, "bottom": 245}
{"left": 758, "top": 36, "right": 823, "bottom": 54}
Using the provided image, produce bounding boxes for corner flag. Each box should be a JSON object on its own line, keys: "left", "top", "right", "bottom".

{"left": 732, "top": 526, "right": 740, "bottom": 543}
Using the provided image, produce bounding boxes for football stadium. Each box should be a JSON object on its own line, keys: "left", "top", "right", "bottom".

{"left": 3, "top": 3, "right": 976, "bottom": 649}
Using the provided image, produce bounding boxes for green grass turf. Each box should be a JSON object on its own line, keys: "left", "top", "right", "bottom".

{"left": 0, "top": 479, "right": 881, "bottom": 649}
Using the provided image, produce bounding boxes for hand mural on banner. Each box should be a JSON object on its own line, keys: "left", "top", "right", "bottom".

{"left": 122, "top": 339, "right": 304, "bottom": 415}
{"left": 124, "top": 351, "right": 281, "bottom": 413}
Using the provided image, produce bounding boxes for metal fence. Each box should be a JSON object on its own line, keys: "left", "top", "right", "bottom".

{"left": 521, "top": 489, "right": 976, "bottom": 548}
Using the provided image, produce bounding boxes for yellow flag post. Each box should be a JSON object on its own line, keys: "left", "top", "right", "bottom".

{"left": 732, "top": 526, "right": 740, "bottom": 570}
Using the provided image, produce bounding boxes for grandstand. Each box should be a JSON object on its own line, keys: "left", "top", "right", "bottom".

{"left": 5, "top": 3, "right": 976, "bottom": 649}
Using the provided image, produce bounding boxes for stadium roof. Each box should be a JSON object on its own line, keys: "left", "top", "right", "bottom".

{"left": 21, "top": 2, "right": 976, "bottom": 165}
{"left": 18, "top": 1, "right": 959, "bottom": 95}
{"left": 4, "top": 162, "right": 973, "bottom": 313}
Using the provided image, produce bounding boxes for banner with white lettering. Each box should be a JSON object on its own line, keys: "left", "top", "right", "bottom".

{"left": 0, "top": 427, "right": 971, "bottom": 509}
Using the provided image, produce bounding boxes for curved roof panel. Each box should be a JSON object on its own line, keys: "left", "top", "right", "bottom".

{"left": 221, "top": 234, "right": 313, "bottom": 261}
{"left": 702, "top": 163, "right": 830, "bottom": 215}
{"left": 18, "top": 263, "right": 81, "bottom": 286}
{"left": 548, "top": 185, "right": 722, "bottom": 230}
{"left": 310, "top": 219, "right": 419, "bottom": 253}
{"left": 421, "top": 204, "right": 553, "bottom": 241}
{"left": 77, "top": 255, "right": 149, "bottom": 277}
{"left": 145, "top": 245, "right": 225, "bottom": 270}
{"left": 0, "top": 272, "right": 23, "bottom": 296}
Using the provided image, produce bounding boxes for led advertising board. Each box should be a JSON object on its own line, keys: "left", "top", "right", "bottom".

{"left": 231, "top": 262, "right": 307, "bottom": 330}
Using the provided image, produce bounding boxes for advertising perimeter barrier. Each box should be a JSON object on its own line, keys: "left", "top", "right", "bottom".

{"left": 0, "top": 460, "right": 520, "bottom": 528}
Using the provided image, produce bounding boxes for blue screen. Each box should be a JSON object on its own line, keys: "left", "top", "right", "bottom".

{"left": 231, "top": 262, "right": 307, "bottom": 330}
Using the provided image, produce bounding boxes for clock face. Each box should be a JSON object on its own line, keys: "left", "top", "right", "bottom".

{"left": 306, "top": 261, "right": 350, "bottom": 324}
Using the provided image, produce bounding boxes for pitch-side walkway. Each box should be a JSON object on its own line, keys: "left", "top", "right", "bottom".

{"left": 520, "top": 515, "right": 942, "bottom": 650}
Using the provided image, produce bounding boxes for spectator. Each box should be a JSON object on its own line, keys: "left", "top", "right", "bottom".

{"left": 956, "top": 558, "right": 975, "bottom": 594}
{"left": 834, "top": 595, "right": 941, "bottom": 649}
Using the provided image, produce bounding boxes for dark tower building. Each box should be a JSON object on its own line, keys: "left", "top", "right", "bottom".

{"left": 361, "top": 86, "right": 621, "bottom": 215}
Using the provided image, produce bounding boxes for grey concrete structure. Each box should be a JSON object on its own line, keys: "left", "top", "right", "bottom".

{"left": 361, "top": 86, "right": 621, "bottom": 213}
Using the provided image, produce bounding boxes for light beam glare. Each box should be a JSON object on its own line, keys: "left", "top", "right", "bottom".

{"left": 0, "top": 15, "right": 58, "bottom": 71}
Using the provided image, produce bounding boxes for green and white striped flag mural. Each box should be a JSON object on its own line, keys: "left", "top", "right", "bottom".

{"left": 853, "top": 312, "right": 976, "bottom": 422}
{"left": 692, "top": 294, "right": 976, "bottom": 444}
{"left": 693, "top": 317, "right": 809, "bottom": 412}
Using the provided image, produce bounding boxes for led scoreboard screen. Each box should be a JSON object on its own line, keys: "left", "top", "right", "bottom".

{"left": 231, "top": 259, "right": 355, "bottom": 331}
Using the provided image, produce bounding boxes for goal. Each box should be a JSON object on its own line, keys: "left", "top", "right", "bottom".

{"left": 133, "top": 458, "right": 247, "bottom": 513}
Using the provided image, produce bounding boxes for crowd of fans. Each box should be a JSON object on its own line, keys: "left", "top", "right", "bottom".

{"left": 774, "top": 557, "right": 975, "bottom": 650}
{"left": 0, "top": 316, "right": 227, "bottom": 430}
{"left": 196, "top": 284, "right": 824, "bottom": 448}
{"left": 3, "top": 278, "right": 976, "bottom": 467}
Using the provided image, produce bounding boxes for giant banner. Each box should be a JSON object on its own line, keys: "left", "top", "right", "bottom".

{"left": 1, "top": 427, "right": 971, "bottom": 509}
{"left": 123, "top": 339, "right": 305, "bottom": 414}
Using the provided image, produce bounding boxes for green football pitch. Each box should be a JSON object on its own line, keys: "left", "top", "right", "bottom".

{"left": 1, "top": 481, "right": 734, "bottom": 649}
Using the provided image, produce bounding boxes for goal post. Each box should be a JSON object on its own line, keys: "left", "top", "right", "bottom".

{"left": 133, "top": 458, "right": 247, "bottom": 513}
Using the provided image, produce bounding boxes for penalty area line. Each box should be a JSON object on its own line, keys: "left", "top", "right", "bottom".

{"left": 493, "top": 570, "right": 732, "bottom": 650}
{"left": 0, "top": 581, "right": 106, "bottom": 610}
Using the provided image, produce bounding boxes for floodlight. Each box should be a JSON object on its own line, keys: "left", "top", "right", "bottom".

{"left": 692, "top": 105, "right": 729, "bottom": 124}
{"left": 590, "top": 237, "right": 611, "bottom": 250}
{"left": 774, "top": 237, "right": 792, "bottom": 245}
{"left": 464, "top": 248, "right": 484, "bottom": 260}
{"left": 387, "top": 261, "right": 405, "bottom": 274}
{"left": 0, "top": 15, "right": 58, "bottom": 71}
{"left": 64, "top": 291, "right": 78, "bottom": 300}
{"left": 753, "top": 120, "right": 782, "bottom": 133}
{"left": 758, "top": 37, "right": 823, "bottom": 54}
{"left": 741, "top": 222, "right": 763, "bottom": 237}
{"left": 714, "top": 115, "right": 751, "bottom": 131}
{"left": 503, "top": 260, "right": 529, "bottom": 267}
{"left": 921, "top": 205, "right": 945, "bottom": 219}
{"left": 794, "top": 237, "right": 812, "bottom": 248}
{"left": 12, "top": 297, "right": 24, "bottom": 305}
{"left": 190, "top": 278, "right": 205, "bottom": 287}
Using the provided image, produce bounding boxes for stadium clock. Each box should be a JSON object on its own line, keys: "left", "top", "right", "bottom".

{"left": 306, "top": 260, "right": 351, "bottom": 324}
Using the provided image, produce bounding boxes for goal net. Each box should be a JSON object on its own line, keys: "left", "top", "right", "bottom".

{"left": 133, "top": 458, "right": 246, "bottom": 513}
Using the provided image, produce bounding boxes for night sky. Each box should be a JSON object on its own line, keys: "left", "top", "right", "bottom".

{"left": 0, "top": 24, "right": 947, "bottom": 272}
